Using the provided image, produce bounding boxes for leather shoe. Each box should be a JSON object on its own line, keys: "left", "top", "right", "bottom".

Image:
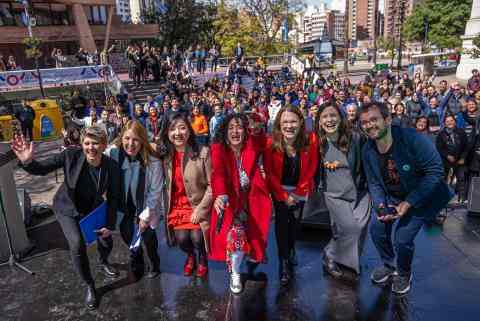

{"left": 100, "top": 263, "right": 119, "bottom": 278}
{"left": 145, "top": 270, "right": 160, "bottom": 279}
{"left": 85, "top": 285, "right": 98, "bottom": 310}
{"left": 323, "top": 256, "right": 343, "bottom": 279}
{"left": 289, "top": 249, "right": 298, "bottom": 266}
{"left": 279, "top": 259, "right": 291, "bottom": 286}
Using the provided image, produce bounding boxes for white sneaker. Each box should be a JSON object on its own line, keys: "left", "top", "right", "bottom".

{"left": 230, "top": 272, "right": 243, "bottom": 294}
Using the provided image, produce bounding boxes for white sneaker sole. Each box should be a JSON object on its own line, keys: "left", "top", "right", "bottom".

{"left": 371, "top": 270, "right": 396, "bottom": 284}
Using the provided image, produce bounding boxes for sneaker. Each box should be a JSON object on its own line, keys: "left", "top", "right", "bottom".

{"left": 371, "top": 265, "right": 396, "bottom": 284}
{"left": 230, "top": 272, "right": 243, "bottom": 294}
{"left": 392, "top": 273, "right": 412, "bottom": 295}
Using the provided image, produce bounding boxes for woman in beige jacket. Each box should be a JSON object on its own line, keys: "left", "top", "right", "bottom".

{"left": 159, "top": 112, "right": 213, "bottom": 279}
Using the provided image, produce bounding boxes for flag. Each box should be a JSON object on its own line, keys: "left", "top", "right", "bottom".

{"left": 282, "top": 18, "right": 289, "bottom": 43}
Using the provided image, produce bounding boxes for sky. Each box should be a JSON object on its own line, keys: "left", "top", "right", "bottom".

{"left": 304, "top": 0, "right": 385, "bottom": 13}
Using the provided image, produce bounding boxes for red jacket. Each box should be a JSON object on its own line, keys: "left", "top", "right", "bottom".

{"left": 264, "top": 133, "right": 318, "bottom": 202}
{"left": 209, "top": 137, "right": 272, "bottom": 262}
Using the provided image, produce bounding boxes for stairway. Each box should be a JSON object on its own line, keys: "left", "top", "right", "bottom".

{"left": 122, "top": 71, "right": 259, "bottom": 104}
{"left": 123, "top": 81, "right": 164, "bottom": 105}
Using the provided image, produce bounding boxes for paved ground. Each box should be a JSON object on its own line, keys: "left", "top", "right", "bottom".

{"left": 2, "top": 154, "right": 480, "bottom": 321}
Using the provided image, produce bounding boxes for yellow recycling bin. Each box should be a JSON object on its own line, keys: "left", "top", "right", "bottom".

{"left": 0, "top": 115, "right": 13, "bottom": 142}
{"left": 30, "top": 99, "right": 64, "bottom": 141}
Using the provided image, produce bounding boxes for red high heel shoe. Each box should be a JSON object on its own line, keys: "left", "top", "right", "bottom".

{"left": 196, "top": 261, "right": 208, "bottom": 279}
{"left": 184, "top": 254, "right": 196, "bottom": 276}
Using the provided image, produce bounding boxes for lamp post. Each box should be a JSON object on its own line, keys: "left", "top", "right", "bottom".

{"left": 20, "top": 0, "right": 45, "bottom": 97}
{"left": 344, "top": 0, "right": 349, "bottom": 74}
{"left": 397, "top": 0, "right": 406, "bottom": 75}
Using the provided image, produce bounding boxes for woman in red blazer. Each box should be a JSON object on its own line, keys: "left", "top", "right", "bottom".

{"left": 209, "top": 113, "right": 272, "bottom": 294}
{"left": 264, "top": 105, "right": 318, "bottom": 286}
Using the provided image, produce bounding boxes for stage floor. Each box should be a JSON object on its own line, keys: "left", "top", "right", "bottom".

{"left": 1, "top": 208, "right": 480, "bottom": 321}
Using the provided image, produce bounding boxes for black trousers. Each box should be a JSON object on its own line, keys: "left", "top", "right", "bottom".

{"left": 273, "top": 200, "right": 305, "bottom": 261}
{"left": 445, "top": 164, "right": 467, "bottom": 201}
{"left": 119, "top": 214, "right": 160, "bottom": 271}
{"left": 22, "top": 123, "right": 33, "bottom": 141}
{"left": 56, "top": 214, "right": 113, "bottom": 286}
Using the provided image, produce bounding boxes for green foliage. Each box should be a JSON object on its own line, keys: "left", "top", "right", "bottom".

{"left": 214, "top": 1, "right": 296, "bottom": 56}
{"left": 468, "top": 34, "right": 480, "bottom": 59}
{"left": 22, "top": 36, "right": 42, "bottom": 59}
{"left": 156, "top": 0, "right": 217, "bottom": 49}
{"left": 404, "top": 0, "right": 473, "bottom": 49}
{"left": 151, "top": 0, "right": 297, "bottom": 56}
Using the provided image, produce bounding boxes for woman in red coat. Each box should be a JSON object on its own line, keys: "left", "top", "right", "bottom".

{"left": 264, "top": 105, "right": 318, "bottom": 286}
{"left": 209, "top": 113, "right": 272, "bottom": 294}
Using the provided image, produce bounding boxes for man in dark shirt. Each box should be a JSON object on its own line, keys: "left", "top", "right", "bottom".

{"left": 359, "top": 102, "right": 453, "bottom": 295}
{"left": 15, "top": 100, "right": 35, "bottom": 140}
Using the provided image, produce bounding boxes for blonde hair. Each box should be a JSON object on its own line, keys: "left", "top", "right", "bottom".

{"left": 114, "top": 120, "right": 157, "bottom": 166}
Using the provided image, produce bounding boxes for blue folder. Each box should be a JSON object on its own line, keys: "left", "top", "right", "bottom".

{"left": 79, "top": 201, "right": 107, "bottom": 245}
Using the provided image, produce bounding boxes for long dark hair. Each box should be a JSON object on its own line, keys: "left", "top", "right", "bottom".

{"left": 157, "top": 112, "right": 199, "bottom": 159}
{"left": 315, "top": 101, "right": 352, "bottom": 158}
{"left": 271, "top": 105, "right": 309, "bottom": 152}
{"left": 213, "top": 113, "right": 249, "bottom": 148}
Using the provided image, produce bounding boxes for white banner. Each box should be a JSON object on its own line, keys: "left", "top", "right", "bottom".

{"left": 0, "top": 65, "right": 113, "bottom": 92}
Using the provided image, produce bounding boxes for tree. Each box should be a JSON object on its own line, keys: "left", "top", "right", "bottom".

{"left": 466, "top": 34, "right": 480, "bottom": 59}
{"left": 23, "top": 36, "right": 45, "bottom": 97}
{"left": 377, "top": 36, "right": 396, "bottom": 66}
{"left": 235, "top": 0, "right": 305, "bottom": 54}
{"left": 403, "top": 0, "right": 472, "bottom": 50}
{"left": 156, "top": 0, "right": 217, "bottom": 49}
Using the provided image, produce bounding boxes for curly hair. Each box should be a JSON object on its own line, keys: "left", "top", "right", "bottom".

{"left": 213, "top": 113, "right": 249, "bottom": 148}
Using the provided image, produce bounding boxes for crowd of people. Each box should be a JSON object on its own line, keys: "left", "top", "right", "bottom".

{"left": 9, "top": 55, "right": 480, "bottom": 311}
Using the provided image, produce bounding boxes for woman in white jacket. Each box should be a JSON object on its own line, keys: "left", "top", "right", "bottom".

{"left": 106, "top": 120, "right": 164, "bottom": 278}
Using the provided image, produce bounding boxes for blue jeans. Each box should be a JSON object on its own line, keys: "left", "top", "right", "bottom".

{"left": 369, "top": 211, "right": 424, "bottom": 276}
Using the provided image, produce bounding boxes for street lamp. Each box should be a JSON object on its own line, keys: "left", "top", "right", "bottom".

{"left": 19, "top": 0, "right": 45, "bottom": 97}
{"left": 397, "top": 0, "right": 406, "bottom": 75}
{"left": 344, "top": 0, "right": 349, "bottom": 74}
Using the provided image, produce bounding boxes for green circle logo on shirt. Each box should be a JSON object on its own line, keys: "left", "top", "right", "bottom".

{"left": 402, "top": 164, "right": 411, "bottom": 172}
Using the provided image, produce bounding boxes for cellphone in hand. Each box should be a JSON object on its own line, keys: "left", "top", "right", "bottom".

{"left": 377, "top": 205, "right": 397, "bottom": 217}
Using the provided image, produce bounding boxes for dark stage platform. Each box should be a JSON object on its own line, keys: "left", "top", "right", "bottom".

{"left": 1, "top": 208, "right": 480, "bottom": 321}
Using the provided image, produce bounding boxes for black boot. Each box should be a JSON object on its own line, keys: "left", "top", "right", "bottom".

{"left": 279, "top": 259, "right": 291, "bottom": 286}
{"left": 289, "top": 248, "right": 298, "bottom": 266}
{"left": 323, "top": 256, "right": 343, "bottom": 279}
{"left": 85, "top": 284, "right": 98, "bottom": 310}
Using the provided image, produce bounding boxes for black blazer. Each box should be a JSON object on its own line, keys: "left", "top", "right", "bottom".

{"left": 21, "top": 147, "right": 120, "bottom": 230}
{"left": 435, "top": 127, "right": 469, "bottom": 164}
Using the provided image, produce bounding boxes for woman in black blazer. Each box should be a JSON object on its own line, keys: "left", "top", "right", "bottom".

{"left": 11, "top": 126, "right": 120, "bottom": 310}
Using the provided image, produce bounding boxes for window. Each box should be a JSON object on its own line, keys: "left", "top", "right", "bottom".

{"left": 87, "top": 5, "right": 107, "bottom": 25}
{"left": 33, "top": 3, "right": 52, "bottom": 26}
{"left": 51, "top": 4, "right": 70, "bottom": 25}
{"left": 0, "top": 3, "right": 15, "bottom": 26}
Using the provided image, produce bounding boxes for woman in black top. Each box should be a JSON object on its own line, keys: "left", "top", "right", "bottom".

{"left": 11, "top": 126, "right": 120, "bottom": 310}
{"left": 436, "top": 114, "right": 469, "bottom": 204}
{"left": 264, "top": 106, "right": 318, "bottom": 286}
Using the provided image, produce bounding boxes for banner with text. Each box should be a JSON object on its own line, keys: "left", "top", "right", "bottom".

{"left": 0, "top": 65, "right": 112, "bottom": 92}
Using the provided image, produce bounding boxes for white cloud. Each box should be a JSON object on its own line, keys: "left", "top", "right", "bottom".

{"left": 329, "top": 0, "right": 345, "bottom": 12}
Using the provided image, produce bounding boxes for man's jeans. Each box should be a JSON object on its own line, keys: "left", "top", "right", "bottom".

{"left": 370, "top": 211, "right": 424, "bottom": 276}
